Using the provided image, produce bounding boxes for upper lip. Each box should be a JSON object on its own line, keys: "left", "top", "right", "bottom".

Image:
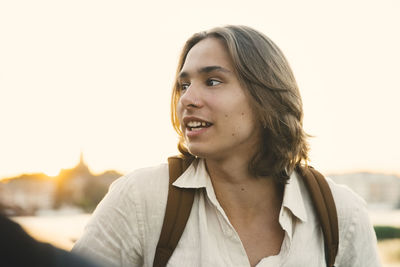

{"left": 182, "top": 116, "right": 213, "bottom": 127}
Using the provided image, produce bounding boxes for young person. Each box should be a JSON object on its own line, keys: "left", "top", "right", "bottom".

{"left": 72, "top": 25, "right": 381, "bottom": 266}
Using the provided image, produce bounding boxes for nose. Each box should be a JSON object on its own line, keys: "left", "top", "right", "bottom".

{"left": 179, "top": 84, "right": 203, "bottom": 109}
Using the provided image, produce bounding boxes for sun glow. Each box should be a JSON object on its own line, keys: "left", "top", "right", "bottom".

{"left": 43, "top": 167, "right": 61, "bottom": 178}
{"left": 0, "top": 1, "right": 399, "bottom": 179}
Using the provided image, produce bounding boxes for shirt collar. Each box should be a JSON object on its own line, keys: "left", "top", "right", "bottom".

{"left": 281, "top": 170, "right": 308, "bottom": 223}
{"left": 172, "top": 159, "right": 224, "bottom": 209}
{"left": 172, "top": 158, "right": 208, "bottom": 189}
{"left": 173, "top": 158, "right": 308, "bottom": 223}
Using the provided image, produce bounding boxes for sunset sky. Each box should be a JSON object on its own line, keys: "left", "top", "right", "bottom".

{"left": 1, "top": 0, "right": 399, "bottom": 179}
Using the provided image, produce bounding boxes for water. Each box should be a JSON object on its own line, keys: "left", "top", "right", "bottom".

{"left": 369, "top": 210, "right": 400, "bottom": 227}
{"left": 12, "top": 213, "right": 91, "bottom": 250}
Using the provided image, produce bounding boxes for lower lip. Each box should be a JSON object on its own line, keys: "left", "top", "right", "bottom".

{"left": 186, "top": 127, "right": 210, "bottom": 138}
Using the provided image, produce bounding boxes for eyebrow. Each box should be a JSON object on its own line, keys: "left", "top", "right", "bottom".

{"left": 178, "top": 65, "right": 232, "bottom": 79}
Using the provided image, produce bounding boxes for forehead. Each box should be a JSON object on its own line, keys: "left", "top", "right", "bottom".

{"left": 181, "top": 38, "right": 234, "bottom": 73}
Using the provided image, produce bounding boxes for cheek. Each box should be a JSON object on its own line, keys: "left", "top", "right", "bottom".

{"left": 221, "top": 110, "right": 250, "bottom": 136}
{"left": 235, "top": 108, "right": 258, "bottom": 133}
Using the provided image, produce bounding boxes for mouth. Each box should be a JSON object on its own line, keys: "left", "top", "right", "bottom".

{"left": 186, "top": 120, "right": 213, "bottom": 132}
{"left": 183, "top": 117, "right": 213, "bottom": 133}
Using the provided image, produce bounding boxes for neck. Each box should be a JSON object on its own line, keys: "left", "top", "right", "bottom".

{"left": 204, "top": 156, "right": 283, "bottom": 220}
{"left": 205, "top": 154, "right": 252, "bottom": 183}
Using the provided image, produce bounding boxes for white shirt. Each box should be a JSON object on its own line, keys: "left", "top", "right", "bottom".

{"left": 72, "top": 159, "right": 381, "bottom": 267}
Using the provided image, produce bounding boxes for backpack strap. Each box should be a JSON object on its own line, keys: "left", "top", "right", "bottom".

{"left": 296, "top": 165, "right": 339, "bottom": 267}
{"left": 153, "top": 156, "right": 195, "bottom": 267}
{"left": 153, "top": 158, "right": 339, "bottom": 267}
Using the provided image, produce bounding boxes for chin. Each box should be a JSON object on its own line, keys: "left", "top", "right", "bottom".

{"left": 186, "top": 144, "right": 211, "bottom": 159}
{"left": 187, "top": 144, "right": 225, "bottom": 160}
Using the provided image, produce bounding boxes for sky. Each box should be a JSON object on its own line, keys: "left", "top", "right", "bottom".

{"left": 0, "top": 0, "right": 399, "bottom": 179}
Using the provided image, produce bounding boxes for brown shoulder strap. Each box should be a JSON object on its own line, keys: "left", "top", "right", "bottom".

{"left": 297, "top": 166, "right": 339, "bottom": 267}
{"left": 153, "top": 156, "right": 195, "bottom": 267}
{"left": 153, "top": 160, "right": 338, "bottom": 267}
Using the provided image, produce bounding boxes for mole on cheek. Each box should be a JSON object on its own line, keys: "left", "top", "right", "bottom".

{"left": 241, "top": 113, "right": 245, "bottom": 116}
{"left": 225, "top": 114, "right": 228, "bottom": 118}
{"left": 232, "top": 133, "right": 235, "bottom": 136}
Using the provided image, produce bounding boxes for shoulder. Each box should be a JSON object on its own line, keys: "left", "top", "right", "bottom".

{"left": 97, "top": 163, "right": 171, "bottom": 223}
{"left": 325, "top": 177, "right": 371, "bottom": 235}
{"left": 113, "top": 163, "right": 169, "bottom": 188}
{"left": 107, "top": 163, "right": 170, "bottom": 202}
{"left": 73, "top": 163, "right": 171, "bottom": 266}
{"left": 325, "top": 177, "right": 369, "bottom": 237}
{"left": 325, "top": 177, "right": 367, "bottom": 220}
{"left": 325, "top": 177, "right": 381, "bottom": 266}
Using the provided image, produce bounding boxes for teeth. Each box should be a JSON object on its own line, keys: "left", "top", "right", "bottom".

{"left": 186, "top": 120, "right": 212, "bottom": 131}
{"left": 187, "top": 121, "right": 209, "bottom": 127}
{"left": 191, "top": 127, "right": 202, "bottom": 131}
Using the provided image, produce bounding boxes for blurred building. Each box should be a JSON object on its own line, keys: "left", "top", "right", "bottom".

{"left": 54, "top": 152, "right": 93, "bottom": 207}
{"left": 329, "top": 172, "right": 400, "bottom": 209}
{"left": 0, "top": 153, "right": 122, "bottom": 216}
{"left": 0, "top": 174, "right": 55, "bottom": 216}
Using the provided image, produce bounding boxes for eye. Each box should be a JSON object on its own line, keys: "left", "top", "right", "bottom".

{"left": 179, "top": 83, "right": 190, "bottom": 92}
{"left": 206, "top": 79, "right": 222, "bottom": 86}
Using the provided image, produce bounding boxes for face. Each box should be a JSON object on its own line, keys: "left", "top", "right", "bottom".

{"left": 176, "top": 38, "right": 262, "bottom": 161}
